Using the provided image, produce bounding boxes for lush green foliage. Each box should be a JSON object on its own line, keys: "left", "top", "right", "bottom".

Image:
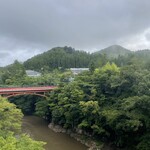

{"left": 0, "top": 60, "right": 26, "bottom": 85}
{"left": 0, "top": 45, "right": 150, "bottom": 150}
{"left": 0, "top": 97, "right": 23, "bottom": 135}
{"left": 0, "top": 134, "right": 45, "bottom": 150}
{"left": 0, "top": 97, "right": 45, "bottom": 150}
{"left": 47, "top": 63, "right": 150, "bottom": 149}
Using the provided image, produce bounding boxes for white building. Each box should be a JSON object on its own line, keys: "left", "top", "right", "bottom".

{"left": 26, "top": 70, "right": 41, "bottom": 77}
{"left": 70, "top": 68, "right": 89, "bottom": 75}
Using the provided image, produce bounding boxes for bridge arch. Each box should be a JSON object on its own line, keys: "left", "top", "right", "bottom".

{"left": 6, "top": 93, "right": 48, "bottom": 99}
{"left": 0, "top": 86, "right": 56, "bottom": 99}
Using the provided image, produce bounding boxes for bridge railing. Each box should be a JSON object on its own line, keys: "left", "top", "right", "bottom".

{"left": 0, "top": 85, "right": 56, "bottom": 88}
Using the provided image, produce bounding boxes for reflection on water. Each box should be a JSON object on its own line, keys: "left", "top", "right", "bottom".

{"left": 22, "top": 116, "right": 87, "bottom": 150}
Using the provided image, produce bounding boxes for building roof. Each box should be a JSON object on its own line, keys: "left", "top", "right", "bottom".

{"left": 70, "top": 68, "right": 89, "bottom": 75}
{"left": 26, "top": 70, "right": 41, "bottom": 77}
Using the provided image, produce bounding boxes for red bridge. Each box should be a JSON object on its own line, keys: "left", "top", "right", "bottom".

{"left": 0, "top": 86, "right": 57, "bottom": 98}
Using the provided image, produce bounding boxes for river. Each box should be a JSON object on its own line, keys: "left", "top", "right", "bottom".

{"left": 22, "top": 116, "right": 87, "bottom": 150}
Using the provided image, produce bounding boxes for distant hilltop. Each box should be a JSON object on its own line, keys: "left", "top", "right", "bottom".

{"left": 20, "top": 45, "right": 150, "bottom": 71}
{"left": 94, "top": 45, "right": 131, "bottom": 58}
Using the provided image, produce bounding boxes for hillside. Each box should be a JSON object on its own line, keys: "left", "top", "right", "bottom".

{"left": 24, "top": 45, "right": 132, "bottom": 71}
{"left": 24, "top": 46, "right": 91, "bottom": 71}
{"left": 135, "top": 49, "right": 150, "bottom": 59}
{"left": 23, "top": 45, "right": 150, "bottom": 71}
{"left": 95, "top": 45, "right": 131, "bottom": 58}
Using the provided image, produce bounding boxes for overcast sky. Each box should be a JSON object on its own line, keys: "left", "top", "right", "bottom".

{"left": 0, "top": 0, "right": 150, "bottom": 66}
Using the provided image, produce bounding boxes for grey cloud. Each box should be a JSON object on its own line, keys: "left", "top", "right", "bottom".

{"left": 0, "top": 0, "right": 150, "bottom": 66}
{"left": 0, "top": 52, "right": 10, "bottom": 58}
{"left": 145, "top": 32, "right": 150, "bottom": 41}
{"left": 0, "top": 51, "right": 12, "bottom": 66}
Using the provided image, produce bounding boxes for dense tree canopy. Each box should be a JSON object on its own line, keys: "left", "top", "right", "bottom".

{"left": 0, "top": 46, "right": 149, "bottom": 150}
{"left": 0, "top": 97, "right": 45, "bottom": 150}
{"left": 47, "top": 63, "right": 150, "bottom": 149}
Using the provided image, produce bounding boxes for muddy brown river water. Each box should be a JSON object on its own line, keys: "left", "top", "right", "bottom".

{"left": 22, "top": 116, "right": 87, "bottom": 150}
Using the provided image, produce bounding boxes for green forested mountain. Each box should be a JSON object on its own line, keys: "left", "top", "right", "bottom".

{"left": 24, "top": 46, "right": 92, "bottom": 71}
{"left": 94, "top": 45, "right": 131, "bottom": 58}
{"left": 112, "top": 49, "right": 150, "bottom": 68}
{"left": 23, "top": 45, "right": 131, "bottom": 71}
{"left": 23, "top": 45, "right": 150, "bottom": 72}
{"left": 134, "top": 50, "right": 150, "bottom": 69}
{"left": 135, "top": 49, "right": 150, "bottom": 60}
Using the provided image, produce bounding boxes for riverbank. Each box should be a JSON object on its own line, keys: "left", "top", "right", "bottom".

{"left": 48, "top": 122, "right": 104, "bottom": 150}
{"left": 22, "top": 116, "right": 87, "bottom": 150}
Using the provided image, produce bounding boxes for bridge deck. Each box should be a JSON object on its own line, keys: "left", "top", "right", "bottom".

{"left": 0, "top": 86, "right": 57, "bottom": 94}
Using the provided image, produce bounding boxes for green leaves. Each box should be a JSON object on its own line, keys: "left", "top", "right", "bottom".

{"left": 35, "top": 100, "right": 49, "bottom": 117}
{"left": 0, "top": 97, "right": 23, "bottom": 134}
{"left": 0, "top": 134, "right": 45, "bottom": 150}
{"left": 0, "top": 97, "right": 45, "bottom": 150}
{"left": 79, "top": 101, "right": 99, "bottom": 115}
{"left": 48, "top": 82, "right": 85, "bottom": 127}
{"left": 137, "top": 134, "right": 150, "bottom": 150}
